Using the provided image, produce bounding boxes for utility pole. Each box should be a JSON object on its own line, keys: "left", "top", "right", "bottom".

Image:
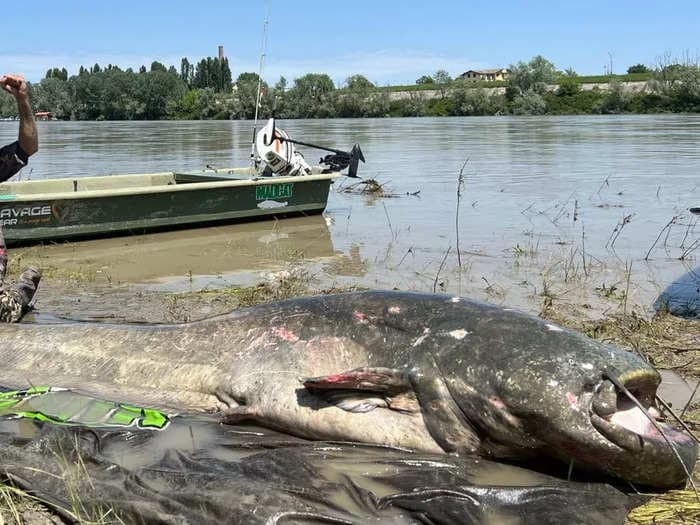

{"left": 608, "top": 52, "right": 613, "bottom": 76}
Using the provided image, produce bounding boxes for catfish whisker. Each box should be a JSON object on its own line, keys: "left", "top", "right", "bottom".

{"left": 655, "top": 394, "right": 700, "bottom": 444}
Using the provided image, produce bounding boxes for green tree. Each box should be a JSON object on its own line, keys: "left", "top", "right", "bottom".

{"left": 99, "top": 67, "right": 141, "bottom": 119}
{"left": 627, "top": 64, "right": 650, "bottom": 74}
{"left": 231, "top": 72, "right": 266, "bottom": 119}
{"left": 416, "top": 75, "right": 434, "bottom": 85}
{"left": 345, "top": 74, "right": 374, "bottom": 92}
{"left": 191, "top": 57, "right": 231, "bottom": 92}
{"left": 433, "top": 70, "right": 452, "bottom": 85}
{"left": 45, "top": 68, "right": 68, "bottom": 81}
{"left": 0, "top": 88, "right": 23, "bottom": 117}
{"left": 180, "top": 57, "right": 194, "bottom": 86}
{"left": 507, "top": 55, "right": 557, "bottom": 99}
{"left": 286, "top": 73, "right": 335, "bottom": 118}
{"left": 270, "top": 76, "right": 287, "bottom": 116}
{"left": 173, "top": 89, "right": 202, "bottom": 119}
{"left": 192, "top": 58, "right": 210, "bottom": 89}
{"left": 336, "top": 75, "right": 375, "bottom": 117}
{"left": 433, "top": 70, "right": 452, "bottom": 98}
{"left": 137, "top": 68, "right": 187, "bottom": 119}
{"left": 219, "top": 57, "right": 233, "bottom": 92}
{"left": 69, "top": 71, "right": 103, "bottom": 119}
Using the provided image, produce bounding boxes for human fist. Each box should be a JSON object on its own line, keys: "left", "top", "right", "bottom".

{"left": 0, "top": 74, "right": 28, "bottom": 99}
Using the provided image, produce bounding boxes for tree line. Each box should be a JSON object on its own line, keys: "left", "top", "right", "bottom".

{"left": 1, "top": 55, "right": 698, "bottom": 120}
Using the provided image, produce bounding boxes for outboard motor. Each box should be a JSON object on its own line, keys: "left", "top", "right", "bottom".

{"left": 255, "top": 119, "right": 312, "bottom": 177}
{"left": 254, "top": 118, "right": 365, "bottom": 178}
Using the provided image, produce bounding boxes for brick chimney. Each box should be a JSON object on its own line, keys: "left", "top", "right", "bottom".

{"left": 218, "top": 45, "right": 224, "bottom": 62}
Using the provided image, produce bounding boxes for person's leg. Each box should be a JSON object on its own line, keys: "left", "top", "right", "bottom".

{"left": 0, "top": 226, "right": 42, "bottom": 322}
{"left": 0, "top": 266, "right": 41, "bottom": 322}
{"left": 0, "top": 227, "right": 7, "bottom": 283}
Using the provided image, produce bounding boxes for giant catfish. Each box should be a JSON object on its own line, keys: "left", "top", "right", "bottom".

{"left": 0, "top": 290, "right": 695, "bottom": 488}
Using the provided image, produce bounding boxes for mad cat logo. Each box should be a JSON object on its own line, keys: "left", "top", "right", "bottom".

{"left": 255, "top": 183, "right": 293, "bottom": 201}
{"left": 51, "top": 203, "right": 71, "bottom": 221}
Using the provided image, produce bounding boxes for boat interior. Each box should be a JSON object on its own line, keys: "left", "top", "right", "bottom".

{"left": 0, "top": 168, "right": 328, "bottom": 197}
{"left": 0, "top": 169, "right": 257, "bottom": 196}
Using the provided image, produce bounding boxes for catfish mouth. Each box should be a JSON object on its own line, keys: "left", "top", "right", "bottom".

{"left": 590, "top": 370, "right": 693, "bottom": 453}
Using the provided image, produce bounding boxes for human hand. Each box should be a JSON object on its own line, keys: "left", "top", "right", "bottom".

{"left": 0, "top": 74, "right": 29, "bottom": 100}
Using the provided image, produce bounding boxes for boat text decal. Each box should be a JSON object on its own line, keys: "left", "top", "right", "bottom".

{"left": 256, "top": 183, "right": 293, "bottom": 201}
{"left": 0, "top": 205, "right": 52, "bottom": 226}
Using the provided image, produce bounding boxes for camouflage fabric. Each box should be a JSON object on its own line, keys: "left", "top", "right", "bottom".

{"left": 0, "top": 289, "right": 24, "bottom": 322}
{"left": 0, "top": 228, "right": 40, "bottom": 322}
{"left": 0, "top": 140, "right": 28, "bottom": 183}
{"left": 0, "top": 266, "right": 41, "bottom": 322}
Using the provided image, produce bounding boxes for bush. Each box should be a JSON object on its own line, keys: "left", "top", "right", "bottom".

{"left": 557, "top": 77, "right": 581, "bottom": 96}
{"left": 544, "top": 90, "right": 604, "bottom": 114}
{"left": 511, "top": 90, "right": 547, "bottom": 115}
{"left": 627, "top": 64, "right": 650, "bottom": 74}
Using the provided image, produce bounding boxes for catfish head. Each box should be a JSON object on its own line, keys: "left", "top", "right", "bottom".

{"left": 303, "top": 293, "right": 697, "bottom": 489}
{"left": 426, "top": 300, "right": 697, "bottom": 488}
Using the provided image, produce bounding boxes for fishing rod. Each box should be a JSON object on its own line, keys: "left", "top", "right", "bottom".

{"left": 250, "top": 4, "right": 270, "bottom": 167}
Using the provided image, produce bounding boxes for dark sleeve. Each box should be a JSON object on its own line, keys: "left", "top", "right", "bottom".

{"left": 0, "top": 141, "right": 29, "bottom": 183}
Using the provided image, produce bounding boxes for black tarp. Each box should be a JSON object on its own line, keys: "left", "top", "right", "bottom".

{"left": 0, "top": 395, "right": 643, "bottom": 525}
{"left": 654, "top": 266, "right": 700, "bottom": 319}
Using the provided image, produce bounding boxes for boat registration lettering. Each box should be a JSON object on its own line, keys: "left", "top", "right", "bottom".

{"left": 256, "top": 183, "right": 293, "bottom": 201}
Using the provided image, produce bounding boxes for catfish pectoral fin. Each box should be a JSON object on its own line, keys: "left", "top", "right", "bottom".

{"left": 302, "top": 367, "right": 411, "bottom": 395}
{"left": 302, "top": 367, "right": 421, "bottom": 413}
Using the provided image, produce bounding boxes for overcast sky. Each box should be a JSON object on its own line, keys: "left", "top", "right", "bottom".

{"left": 3, "top": 0, "right": 699, "bottom": 86}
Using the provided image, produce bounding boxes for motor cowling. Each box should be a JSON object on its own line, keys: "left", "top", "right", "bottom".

{"left": 255, "top": 119, "right": 312, "bottom": 177}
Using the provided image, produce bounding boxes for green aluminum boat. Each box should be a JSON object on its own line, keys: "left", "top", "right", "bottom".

{"left": 0, "top": 167, "right": 339, "bottom": 245}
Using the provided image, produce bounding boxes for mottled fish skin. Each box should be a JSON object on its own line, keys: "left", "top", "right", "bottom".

{"left": 0, "top": 290, "right": 695, "bottom": 488}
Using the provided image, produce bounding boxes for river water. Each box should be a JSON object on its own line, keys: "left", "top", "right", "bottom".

{"left": 1, "top": 115, "right": 698, "bottom": 316}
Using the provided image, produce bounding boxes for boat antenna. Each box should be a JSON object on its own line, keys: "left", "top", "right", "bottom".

{"left": 250, "top": 4, "right": 270, "bottom": 167}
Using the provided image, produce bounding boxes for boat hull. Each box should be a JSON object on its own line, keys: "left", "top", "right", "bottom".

{"left": 0, "top": 168, "right": 338, "bottom": 245}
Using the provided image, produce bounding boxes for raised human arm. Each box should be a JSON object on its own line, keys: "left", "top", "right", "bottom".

{"left": 0, "top": 74, "right": 38, "bottom": 156}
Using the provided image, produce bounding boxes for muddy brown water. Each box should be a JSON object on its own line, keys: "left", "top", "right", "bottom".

{"left": 2, "top": 116, "right": 698, "bottom": 316}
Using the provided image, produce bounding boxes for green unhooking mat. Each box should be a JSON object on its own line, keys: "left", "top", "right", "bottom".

{"left": 0, "top": 386, "right": 171, "bottom": 430}
{"left": 0, "top": 387, "right": 643, "bottom": 524}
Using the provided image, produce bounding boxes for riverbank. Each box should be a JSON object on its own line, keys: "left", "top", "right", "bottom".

{"left": 0, "top": 260, "right": 697, "bottom": 524}
{"left": 385, "top": 80, "right": 649, "bottom": 101}
{"left": 2, "top": 63, "right": 697, "bottom": 119}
